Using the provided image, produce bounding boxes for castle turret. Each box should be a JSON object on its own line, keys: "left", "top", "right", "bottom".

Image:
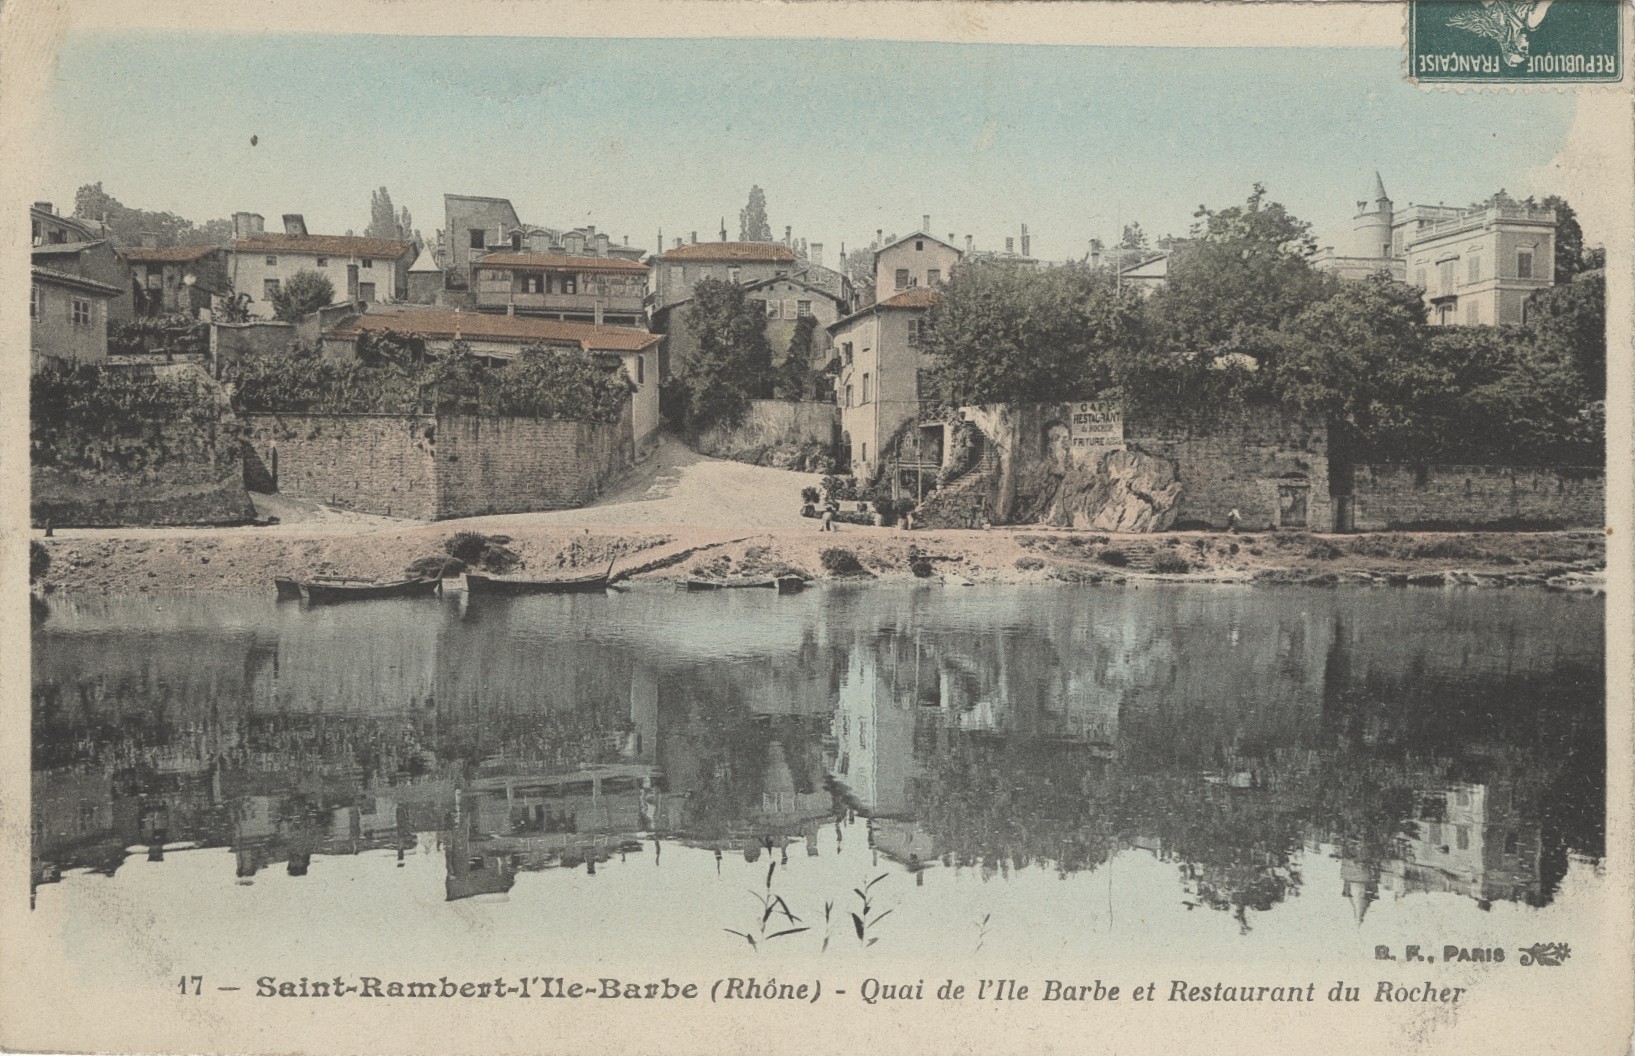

{"left": 1353, "top": 171, "right": 1394, "bottom": 259}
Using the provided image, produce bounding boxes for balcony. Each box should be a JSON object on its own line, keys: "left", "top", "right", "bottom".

{"left": 473, "top": 290, "right": 646, "bottom": 316}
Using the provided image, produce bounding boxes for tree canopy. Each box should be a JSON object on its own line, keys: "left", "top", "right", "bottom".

{"left": 71, "top": 182, "right": 233, "bottom": 247}
{"left": 271, "top": 270, "right": 336, "bottom": 321}
{"left": 739, "top": 185, "right": 773, "bottom": 243}
{"left": 679, "top": 278, "right": 775, "bottom": 431}
{"left": 366, "top": 186, "right": 414, "bottom": 241}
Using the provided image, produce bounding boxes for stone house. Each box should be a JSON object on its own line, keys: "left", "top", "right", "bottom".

{"left": 443, "top": 193, "right": 644, "bottom": 294}
{"left": 322, "top": 307, "right": 662, "bottom": 452}
{"left": 472, "top": 253, "right": 648, "bottom": 327}
{"left": 30, "top": 264, "right": 125, "bottom": 370}
{"left": 1311, "top": 174, "right": 1558, "bottom": 326}
{"left": 29, "top": 203, "right": 132, "bottom": 326}
{"left": 830, "top": 288, "right": 943, "bottom": 481}
{"left": 120, "top": 243, "right": 229, "bottom": 317}
{"left": 227, "top": 213, "right": 413, "bottom": 318}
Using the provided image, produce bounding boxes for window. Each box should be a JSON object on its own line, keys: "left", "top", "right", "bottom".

{"left": 927, "top": 269, "right": 941, "bottom": 286}
{"left": 861, "top": 442, "right": 868, "bottom": 462}
{"left": 31, "top": 219, "right": 40, "bottom": 243}
{"left": 783, "top": 299, "right": 797, "bottom": 319}
{"left": 70, "top": 298, "right": 91, "bottom": 325}
{"left": 842, "top": 341, "right": 853, "bottom": 365}
{"left": 669, "top": 264, "right": 684, "bottom": 288}
{"left": 1456, "top": 826, "right": 1470, "bottom": 851}
{"left": 29, "top": 284, "right": 39, "bottom": 320}
{"left": 358, "top": 282, "right": 376, "bottom": 302}
{"left": 895, "top": 268, "right": 909, "bottom": 290}
{"left": 915, "top": 240, "right": 924, "bottom": 251}
{"left": 316, "top": 257, "right": 329, "bottom": 267}
{"left": 469, "top": 228, "right": 486, "bottom": 250}
{"left": 636, "top": 356, "right": 645, "bottom": 385}
{"left": 1415, "top": 268, "right": 1427, "bottom": 289}
{"left": 797, "top": 300, "right": 812, "bottom": 316}
{"left": 907, "top": 319, "right": 923, "bottom": 347}
{"left": 1438, "top": 260, "right": 1455, "bottom": 294}
{"left": 563, "top": 275, "right": 577, "bottom": 295}
{"left": 146, "top": 271, "right": 162, "bottom": 290}
{"left": 764, "top": 300, "right": 779, "bottom": 318}
{"left": 861, "top": 373, "right": 871, "bottom": 403}
{"left": 521, "top": 274, "right": 544, "bottom": 294}
{"left": 1517, "top": 249, "right": 1534, "bottom": 279}
{"left": 264, "top": 278, "right": 281, "bottom": 300}
{"left": 1467, "top": 254, "right": 1480, "bottom": 283}
{"left": 844, "top": 384, "right": 854, "bottom": 407}
{"left": 728, "top": 266, "right": 741, "bottom": 284}
{"left": 265, "top": 255, "right": 278, "bottom": 266}
{"left": 362, "top": 258, "right": 373, "bottom": 269}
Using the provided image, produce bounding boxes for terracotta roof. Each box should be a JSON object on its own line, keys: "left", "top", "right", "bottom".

{"left": 877, "top": 288, "right": 942, "bottom": 310}
{"left": 232, "top": 233, "right": 414, "bottom": 259}
{"left": 31, "top": 265, "right": 126, "bottom": 296}
{"left": 476, "top": 253, "right": 647, "bottom": 274}
{"left": 830, "top": 287, "right": 940, "bottom": 331}
{"left": 328, "top": 310, "right": 660, "bottom": 352}
{"left": 659, "top": 241, "right": 797, "bottom": 263}
{"left": 120, "top": 244, "right": 220, "bottom": 264}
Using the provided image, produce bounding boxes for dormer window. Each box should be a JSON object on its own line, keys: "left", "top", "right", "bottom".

{"left": 915, "top": 241, "right": 924, "bottom": 251}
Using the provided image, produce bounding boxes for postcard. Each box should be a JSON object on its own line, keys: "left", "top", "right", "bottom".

{"left": 2, "top": 2, "right": 1630, "bottom": 1054}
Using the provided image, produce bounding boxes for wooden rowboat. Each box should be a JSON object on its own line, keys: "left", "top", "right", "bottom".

{"left": 686, "top": 575, "right": 809, "bottom": 593}
{"left": 465, "top": 560, "right": 614, "bottom": 596}
{"left": 300, "top": 576, "right": 443, "bottom": 604}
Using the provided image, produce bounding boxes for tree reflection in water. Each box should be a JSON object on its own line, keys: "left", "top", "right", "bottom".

{"left": 31, "top": 586, "right": 1602, "bottom": 934}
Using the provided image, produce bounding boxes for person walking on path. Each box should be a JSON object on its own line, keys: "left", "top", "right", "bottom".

{"left": 1226, "top": 507, "right": 1242, "bottom": 533}
{"left": 820, "top": 502, "right": 837, "bottom": 532}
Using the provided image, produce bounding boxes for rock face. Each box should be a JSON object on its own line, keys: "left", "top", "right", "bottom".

{"left": 1017, "top": 449, "right": 1183, "bottom": 532}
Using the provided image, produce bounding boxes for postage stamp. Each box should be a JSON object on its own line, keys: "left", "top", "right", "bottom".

{"left": 1410, "top": 0, "right": 1624, "bottom": 83}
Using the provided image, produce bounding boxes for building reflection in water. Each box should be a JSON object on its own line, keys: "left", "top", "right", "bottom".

{"left": 31, "top": 586, "right": 1602, "bottom": 927}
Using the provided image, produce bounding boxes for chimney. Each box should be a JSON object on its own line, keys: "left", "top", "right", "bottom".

{"left": 949, "top": 233, "right": 956, "bottom": 244}
{"left": 922, "top": 214, "right": 930, "bottom": 233}
{"left": 965, "top": 234, "right": 973, "bottom": 255}
{"left": 689, "top": 231, "right": 698, "bottom": 244}
{"left": 876, "top": 228, "right": 883, "bottom": 247}
{"left": 282, "top": 214, "right": 307, "bottom": 237}
{"left": 784, "top": 225, "right": 792, "bottom": 247}
{"left": 596, "top": 233, "right": 610, "bottom": 256}
{"left": 658, "top": 229, "right": 663, "bottom": 255}
{"left": 720, "top": 217, "right": 727, "bottom": 242}
{"left": 233, "top": 212, "right": 265, "bottom": 239}
{"left": 33, "top": 201, "right": 53, "bottom": 215}
{"left": 811, "top": 243, "right": 824, "bottom": 268}
{"left": 623, "top": 235, "right": 629, "bottom": 246}
{"left": 1005, "top": 237, "right": 1015, "bottom": 254}
{"left": 587, "top": 224, "right": 596, "bottom": 237}
{"left": 140, "top": 231, "right": 159, "bottom": 249}
{"left": 673, "top": 237, "right": 683, "bottom": 249}
{"left": 1021, "top": 224, "right": 1031, "bottom": 258}
{"left": 1089, "top": 239, "right": 1102, "bottom": 267}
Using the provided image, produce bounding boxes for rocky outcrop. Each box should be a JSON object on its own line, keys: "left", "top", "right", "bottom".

{"left": 1016, "top": 449, "right": 1183, "bottom": 532}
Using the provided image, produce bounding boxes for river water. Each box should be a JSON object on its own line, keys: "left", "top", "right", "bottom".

{"left": 29, "top": 582, "right": 1605, "bottom": 978}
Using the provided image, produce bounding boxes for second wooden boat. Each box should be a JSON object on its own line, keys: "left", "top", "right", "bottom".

{"left": 301, "top": 576, "right": 443, "bottom": 604}
{"left": 465, "top": 560, "right": 614, "bottom": 596}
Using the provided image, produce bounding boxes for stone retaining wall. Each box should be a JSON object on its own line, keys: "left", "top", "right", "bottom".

{"left": 1352, "top": 463, "right": 1604, "bottom": 529}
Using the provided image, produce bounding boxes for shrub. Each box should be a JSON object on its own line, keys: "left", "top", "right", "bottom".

{"left": 1097, "top": 549, "right": 1129, "bottom": 567}
{"left": 821, "top": 475, "right": 858, "bottom": 502}
{"left": 29, "top": 541, "right": 49, "bottom": 584}
{"left": 1015, "top": 556, "right": 1045, "bottom": 572}
{"left": 800, "top": 486, "right": 820, "bottom": 506}
{"left": 820, "top": 548, "right": 865, "bottom": 576}
{"left": 478, "top": 543, "right": 521, "bottom": 573}
{"left": 406, "top": 554, "right": 466, "bottom": 578}
{"left": 1152, "top": 551, "right": 1191, "bottom": 574}
{"left": 444, "top": 531, "right": 488, "bottom": 565}
{"left": 910, "top": 558, "right": 935, "bottom": 578}
{"left": 271, "top": 269, "right": 336, "bottom": 321}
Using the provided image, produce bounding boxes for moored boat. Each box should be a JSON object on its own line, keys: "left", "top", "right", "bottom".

{"left": 465, "top": 560, "right": 614, "bottom": 596}
{"left": 685, "top": 576, "right": 778, "bottom": 591}
{"left": 300, "top": 576, "right": 444, "bottom": 604}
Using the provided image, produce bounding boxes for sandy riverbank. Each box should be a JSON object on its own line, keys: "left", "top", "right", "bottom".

{"left": 31, "top": 519, "right": 1607, "bottom": 596}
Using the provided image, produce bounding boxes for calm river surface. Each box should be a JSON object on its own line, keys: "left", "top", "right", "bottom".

{"left": 30, "top": 583, "right": 1605, "bottom": 976}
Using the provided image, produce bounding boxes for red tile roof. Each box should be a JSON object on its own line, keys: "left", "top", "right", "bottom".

{"left": 659, "top": 241, "right": 797, "bottom": 263}
{"left": 877, "top": 288, "right": 942, "bottom": 310}
{"left": 232, "top": 233, "right": 414, "bottom": 259}
{"left": 120, "top": 244, "right": 220, "bottom": 264}
{"left": 476, "top": 253, "right": 647, "bottom": 274}
{"left": 329, "top": 310, "right": 660, "bottom": 352}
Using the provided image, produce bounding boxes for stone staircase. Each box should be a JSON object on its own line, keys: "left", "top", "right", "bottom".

{"left": 912, "top": 440, "right": 1000, "bottom": 529}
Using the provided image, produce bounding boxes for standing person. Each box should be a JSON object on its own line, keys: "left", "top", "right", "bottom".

{"left": 1226, "top": 507, "right": 1242, "bottom": 533}
{"left": 820, "top": 502, "right": 836, "bottom": 532}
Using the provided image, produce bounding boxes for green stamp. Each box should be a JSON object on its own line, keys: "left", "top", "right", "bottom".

{"left": 1410, "top": 1, "right": 1623, "bottom": 83}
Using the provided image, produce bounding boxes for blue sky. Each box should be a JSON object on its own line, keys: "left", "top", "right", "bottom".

{"left": 37, "top": 33, "right": 1579, "bottom": 261}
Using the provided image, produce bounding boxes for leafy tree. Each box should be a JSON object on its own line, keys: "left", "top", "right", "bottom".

{"left": 682, "top": 278, "right": 774, "bottom": 430}
{"left": 929, "top": 261, "right": 1147, "bottom": 406}
{"left": 739, "top": 185, "right": 773, "bottom": 243}
{"left": 367, "top": 187, "right": 400, "bottom": 239}
{"left": 1536, "top": 195, "right": 1585, "bottom": 282}
{"left": 1145, "top": 184, "right": 1335, "bottom": 397}
{"left": 775, "top": 314, "right": 819, "bottom": 400}
{"left": 1527, "top": 269, "right": 1605, "bottom": 399}
{"left": 70, "top": 182, "right": 230, "bottom": 247}
{"left": 490, "top": 348, "right": 631, "bottom": 422}
{"left": 271, "top": 270, "right": 336, "bottom": 321}
{"left": 1119, "top": 223, "right": 1149, "bottom": 252}
{"left": 843, "top": 235, "right": 893, "bottom": 307}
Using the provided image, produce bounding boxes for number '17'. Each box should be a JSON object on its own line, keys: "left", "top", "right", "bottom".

{"left": 179, "top": 976, "right": 202, "bottom": 995}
